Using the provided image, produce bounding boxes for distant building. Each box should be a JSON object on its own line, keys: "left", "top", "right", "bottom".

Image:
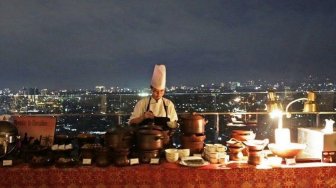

{"left": 0, "top": 88, "right": 11, "bottom": 95}
{"left": 229, "top": 82, "right": 241, "bottom": 91}
{"left": 99, "top": 94, "right": 107, "bottom": 114}
{"left": 284, "top": 86, "right": 294, "bottom": 100}
{"left": 41, "top": 89, "right": 48, "bottom": 96}
{"left": 95, "top": 86, "right": 106, "bottom": 92}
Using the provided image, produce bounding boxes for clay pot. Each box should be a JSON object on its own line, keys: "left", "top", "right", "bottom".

{"left": 136, "top": 125, "right": 164, "bottom": 151}
{"left": 161, "top": 130, "right": 170, "bottom": 146}
{"left": 105, "top": 125, "right": 134, "bottom": 149}
{"left": 248, "top": 150, "right": 264, "bottom": 165}
{"left": 180, "top": 113, "right": 207, "bottom": 134}
{"left": 228, "top": 146, "right": 244, "bottom": 161}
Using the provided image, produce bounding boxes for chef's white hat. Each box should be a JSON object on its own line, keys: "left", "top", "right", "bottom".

{"left": 151, "top": 64, "right": 166, "bottom": 90}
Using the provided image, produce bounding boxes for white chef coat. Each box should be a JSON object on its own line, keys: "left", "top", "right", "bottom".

{"left": 129, "top": 97, "right": 178, "bottom": 123}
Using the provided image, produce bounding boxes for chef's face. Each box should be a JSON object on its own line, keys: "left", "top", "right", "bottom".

{"left": 151, "top": 86, "right": 165, "bottom": 100}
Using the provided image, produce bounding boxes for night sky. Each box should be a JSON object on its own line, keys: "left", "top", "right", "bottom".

{"left": 1, "top": 0, "right": 336, "bottom": 90}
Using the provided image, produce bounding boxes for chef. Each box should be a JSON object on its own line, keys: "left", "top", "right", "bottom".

{"left": 129, "top": 64, "right": 178, "bottom": 129}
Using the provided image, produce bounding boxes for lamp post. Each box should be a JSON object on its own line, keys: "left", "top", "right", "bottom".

{"left": 285, "top": 91, "right": 317, "bottom": 118}
{"left": 267, "top": 91, "right": 316, "bottom": 160}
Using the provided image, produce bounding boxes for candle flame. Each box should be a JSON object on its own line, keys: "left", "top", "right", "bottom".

{"left": 270, "top": 109, "right": 283, "bottom": 119}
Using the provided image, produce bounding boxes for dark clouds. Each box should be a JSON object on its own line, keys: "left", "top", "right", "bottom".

{"left": 1, "top": 0, "right": 336, "bottom": 89}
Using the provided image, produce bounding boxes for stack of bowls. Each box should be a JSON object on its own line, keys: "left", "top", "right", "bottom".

{"left": 230, "top": 130, "right": 256, "bottom": 156}
{"left": 244, "top": 139, "right": 269, "bottom": 165}
{"left": 226, "top": 138, "right": 245, "bottom": 161}
{"left": 203, "top": 144, "right": 227, "bottom": 164}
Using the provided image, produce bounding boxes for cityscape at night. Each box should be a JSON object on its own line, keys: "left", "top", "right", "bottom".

{"left": 1, "top": 77, "right": 335, "bottom": 146}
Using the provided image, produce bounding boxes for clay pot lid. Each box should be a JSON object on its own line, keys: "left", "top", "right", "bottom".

{"left": 137, "top": 123, "right": 163, "bottom": 135}
{"left": 231, "top": 130, "right": 254, "bottom": 135}
{"left": 181, "top": 112, "right": 204, "bottom": 120}
{"left": 106, "top": 125, "right": 133, "bottom": 135}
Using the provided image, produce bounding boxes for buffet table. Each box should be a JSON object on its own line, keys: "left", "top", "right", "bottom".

{"left": 1, "top": 162, "right": 336, "bottom": 188}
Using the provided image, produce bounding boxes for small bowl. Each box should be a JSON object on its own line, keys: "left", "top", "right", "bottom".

{"left": 244, "top": 139, "right": 269, "bottom": 151}
{"left": 214, "top": 144, "right": 227, "bottom": 152}
{"left": 226, "top": 140, "right": 244, "bottom": 148}
{"left": 205, "top": 144, "right": 217, "bottom": 153}
{"left": 207, "top": 152, "right": 219, "bottom": 159}
{"left": 165, "top": 149, "right": 179, "bottom": 163}
{"left": 165, "top": 148, "right": 178, "bottom": 154}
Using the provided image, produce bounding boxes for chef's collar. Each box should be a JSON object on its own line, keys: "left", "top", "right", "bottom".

{"left": 151, "top": 96, "right": 162, "bottom": 103}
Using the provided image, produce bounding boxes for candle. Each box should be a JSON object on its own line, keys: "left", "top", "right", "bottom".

{"left": 275, "top": 128, "right": 290, "bottom": 145}
{"left": 272, "top": 110, "right": 291, "bottom": 145}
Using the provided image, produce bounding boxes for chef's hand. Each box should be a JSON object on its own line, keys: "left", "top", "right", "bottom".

{"left": 143, "top": 111, "right": 155, "bottom": 119}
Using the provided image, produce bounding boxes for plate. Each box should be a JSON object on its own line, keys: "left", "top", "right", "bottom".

{"left": 179, "top": 158, "right": 209, "bottom": 167}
